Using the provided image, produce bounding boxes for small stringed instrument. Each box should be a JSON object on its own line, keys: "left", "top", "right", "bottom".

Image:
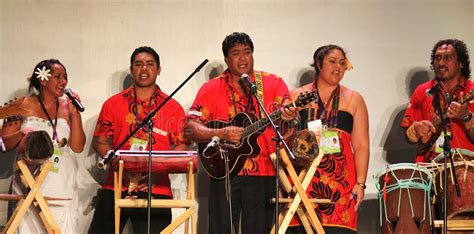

{"left": 417, "top": 90, "right": 474, "bottom": 155}
{"left": 0, "top": 97, "right": 28, "bottom": 121}
{"left": 198, "top": 91, "right": 318, "bottom": 179}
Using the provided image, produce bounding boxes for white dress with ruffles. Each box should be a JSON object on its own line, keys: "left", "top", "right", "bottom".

{"left": 13, "top": 117, "right": 78, "bottom": 234}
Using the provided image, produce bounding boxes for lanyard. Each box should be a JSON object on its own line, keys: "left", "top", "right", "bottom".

{"left": 313, "top": 80, "right": 340, "bottom": 128}
{"left": 38, "top": 95, "right": 59, "bottom": 141}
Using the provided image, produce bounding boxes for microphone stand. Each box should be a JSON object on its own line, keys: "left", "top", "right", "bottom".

{"left": 431, "top": 84, "right": 461, "bottom": 234}
{"left": 219, "top": 144, "right": 235, "bottom": 234}
{"left": 246, "top": 81, "right": 296, "bottom": 233}
{"left": 97, "top": 59, "right": 208, "bottom": 233}
{"left": 146, "top": 120, "right": 153, "bottom": 234}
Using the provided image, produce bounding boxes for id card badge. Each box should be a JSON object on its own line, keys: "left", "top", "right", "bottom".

{"left": 307, "top": 119, "right": 322, "bottom": 143}
{"left": 320, "top": 129, "right": 341, "bottom": 154}
{"left": 435, "top": 131, "right": 451, "bottom": 154}
{"left": 50, "top": 147, "right": 63, "bottom": 173}
{"left": 130, "top": 138, "right": 147, "bottom": 151}
{"left": 307, "top": 119, "right": 322, "bottom": 133}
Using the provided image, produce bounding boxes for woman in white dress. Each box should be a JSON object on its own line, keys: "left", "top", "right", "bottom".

{"left": 1, "top": 59, "right": 86, "bottom": 233}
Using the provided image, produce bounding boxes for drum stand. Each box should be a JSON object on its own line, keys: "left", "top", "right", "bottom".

{"left": 270, "top": 148, "right": 328, "bottom": 234}
{"left": 2, "top": 160, "right": 60, "bottom": 234}
{"left": 113, "top": 158, "right": 197, "bottom": 234}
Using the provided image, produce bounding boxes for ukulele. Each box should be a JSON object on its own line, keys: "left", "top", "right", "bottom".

{"left": 417, "top": 90, "right": 474, "bottom": 155}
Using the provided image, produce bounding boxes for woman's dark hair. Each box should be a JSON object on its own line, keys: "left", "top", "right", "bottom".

{"left": 28, "top": 59, "right": 67, "bottom": 94}
{"left": 430, "top": 39, "right": 471, "bottom": 79}
{"left": 311, "top": 45, "right": 347, "bottom": 76}
{"left": 130, "top": 46, "right": 160, "bottom": 67}
{"left": 222, "top": 32, "right": 254, "bottom": 57}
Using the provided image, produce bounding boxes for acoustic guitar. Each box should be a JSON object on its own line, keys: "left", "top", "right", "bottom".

{"left": 198, "top": 91, "right": 318, "bottom": 179}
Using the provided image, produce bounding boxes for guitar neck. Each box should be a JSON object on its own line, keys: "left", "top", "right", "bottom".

{"left": 242, "top": 110, "right": 281, "bottom": 138}
{"left": 433, "top": 92, "right": 473, "bottom": 126}
{"left": 242, "top": 102, "right": 296, "bottom": 139}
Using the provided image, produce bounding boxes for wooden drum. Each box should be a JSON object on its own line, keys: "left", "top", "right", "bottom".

{"left": 111, "top": 150, "right": 198, "bottom": 174}
{"left": 291, "top": 130, "right": 319, "bottom": 169}
{"left": 374, "top": 163, "right": 434, "bottom": 234}
{"left": 431, "top": 149, "right": 474, "bottom": 220}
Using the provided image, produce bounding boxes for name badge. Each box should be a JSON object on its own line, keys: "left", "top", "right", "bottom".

{"left": 50, "top": 147, "right": 63, "bottom": 173}
{"left": 153, "top": 127, "right": 168, "bottom": 136}
{"left": 320, "top": 129, "right": 341, "bottom": 154}
{"left": 130, "top": 138, "right": 147, "bottom": 151}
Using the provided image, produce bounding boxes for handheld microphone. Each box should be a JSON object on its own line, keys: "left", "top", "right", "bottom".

{"left": 64, "top": 88, "right": 85, "bottom": 112}
{"left": 240, "top": 74, "right": 257, "bottom": 94}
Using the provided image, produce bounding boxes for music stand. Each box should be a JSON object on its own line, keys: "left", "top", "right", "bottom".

{"left": 111, "top": 150, "right": 197, "bottom": 234}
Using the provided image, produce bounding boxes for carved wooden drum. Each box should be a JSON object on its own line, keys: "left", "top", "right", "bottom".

{"left": 374, "top": 163, "right": 434, "bottom": 234}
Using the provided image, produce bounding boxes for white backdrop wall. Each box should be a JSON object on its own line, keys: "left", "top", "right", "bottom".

{"left": 1, "top": 0, "right": 473, "bottom": 233}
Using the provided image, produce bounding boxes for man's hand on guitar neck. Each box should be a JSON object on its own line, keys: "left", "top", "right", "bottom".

{"left": 281, "top": 100, "right": 298, "bottom": 122}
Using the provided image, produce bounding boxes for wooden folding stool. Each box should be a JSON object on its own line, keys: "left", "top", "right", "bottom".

{"left": 112, "top": 150, "right": 198, "bottom": 234}
{"left": 2, "top": 160, "right": 60, "bottom": 234}
{"left": 271, "top": 148, "right": 331, "bottom": 234}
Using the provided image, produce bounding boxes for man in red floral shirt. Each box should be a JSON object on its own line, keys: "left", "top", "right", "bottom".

{"left": 185, "top": 32, "right": 297, "bottom": 234}
{"left": 402, "top": 39, "right": 474, "bottom": 163}
{"left": 89, "top": 46, "right": 188, "bottom": 233}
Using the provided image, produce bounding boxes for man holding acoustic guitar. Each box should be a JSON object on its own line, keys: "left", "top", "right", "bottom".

{"left": 402, "top": 39, "right": 474, "bottom": 163}
{"left": 185, "top": 32, "right": 299, "bottom": 234}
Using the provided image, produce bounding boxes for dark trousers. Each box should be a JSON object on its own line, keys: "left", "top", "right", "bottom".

{"left": 88, "top": 189, "right": 172, "bottom": 234}
{"left": 208, "top": 176, "right": 276, "bottom": 234}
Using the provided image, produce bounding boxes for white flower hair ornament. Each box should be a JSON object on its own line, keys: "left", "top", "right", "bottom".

{"left": 34, "top": 66, "right": 51, "bottom": 81}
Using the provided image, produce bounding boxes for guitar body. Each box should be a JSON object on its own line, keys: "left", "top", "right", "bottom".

{"left": 196, "top": 90, "right": 318, "bottom": 179}
{"left": 198, "top": 112, "right": 262, "bottom": 179}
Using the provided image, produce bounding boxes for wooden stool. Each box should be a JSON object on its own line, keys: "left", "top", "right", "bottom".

{"left": 434, "top": 220, "right": 474, "bottom": 231}
{"left": 112, "top": 150, "right": 198, "bottom": 234}
{"left": 2, "top": 160, "right": 60, "bottom": 234}
{"left": 270, "top": 148, "right": 329, "bottom": 234}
